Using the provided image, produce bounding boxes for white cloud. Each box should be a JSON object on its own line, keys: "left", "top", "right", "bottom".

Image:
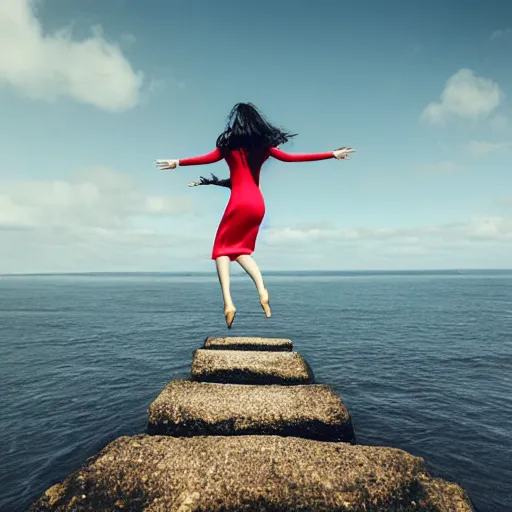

{"left": 251, "top": 217, "right": 512, "bottom": 270}
{"left": 2, "top": 171, "right": 512, "bottom": 272}
{"left": 2, "top": 193, "right": 512, "bottom": 272}
{"left": 0, "top": 167, "right": 192, "bottom": 230}
{"left": 421, "top": 69, "right": 504, "bottom": 124}
{"left": 465, "top": 216, "right": 512, "bottom": 239}
{"left": 466, "top": 140, "right": 510, "bottom": 157}
{"left": 494, "top": 197, "right": 512, "bottom": 209}
{"left": 0, "top": 225, "right": 209, "bottom": 273}
{"left": 263, "top": 216, "right": 512, "bottom": 246}
{"left": 0, "top": 0, "right": 143, "bottom": 111}
{"left": 0, "top": 168, "right": 212, "bottom": 272}
{"left": 417, "top": 160, "right": 466, "bottom": 174}
{"left": 120, "top": 33, "right": 137, "bottom": 46}
{"left": 490, "top": 28, "right": 512, "bottom": 40}
{"left": 489, "top": 114, "right": 509, "bottom": 132}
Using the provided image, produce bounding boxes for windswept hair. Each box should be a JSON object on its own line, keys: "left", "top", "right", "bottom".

{"left": 196, "top": 174, "right": 231, "bottom": 189}
{"left": 216, "top": 103, "right": 297, "bottom": 150}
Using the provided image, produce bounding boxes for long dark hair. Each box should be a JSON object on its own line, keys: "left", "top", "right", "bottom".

{"left": 216, "top": 103, "right": 296, "bottom": 150}
{"left": 195, "top": 174, "right": 231, "bottom": 189}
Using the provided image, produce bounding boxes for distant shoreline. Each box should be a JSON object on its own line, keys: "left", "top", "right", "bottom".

{"left": 2, "top": 269, "right": 512, "bottom": 278}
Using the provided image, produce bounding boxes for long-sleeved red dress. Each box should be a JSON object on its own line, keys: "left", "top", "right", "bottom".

{"left": 179, "top": 146, "right": 335, "bottom": 260}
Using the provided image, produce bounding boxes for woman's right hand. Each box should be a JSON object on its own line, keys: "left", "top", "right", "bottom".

{"left": 155, "top": 159, "right": 179, "bottom": 170}
{"left": 333, "top": 147, "right": 356, "bottom": 160}
{"left": 188, "top": 180, "right": 201, "bottom": 187}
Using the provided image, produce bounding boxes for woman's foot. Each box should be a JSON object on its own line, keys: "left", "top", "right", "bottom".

{"left": 224, "top": 306, "right": 236, "bottom": 329}
{"left": 259, "top": 289, "right": 271, "bottom": 318}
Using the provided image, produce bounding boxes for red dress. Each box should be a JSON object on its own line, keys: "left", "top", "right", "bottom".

{"left": 179, "top": 146, "right": 335, "bottom": 260}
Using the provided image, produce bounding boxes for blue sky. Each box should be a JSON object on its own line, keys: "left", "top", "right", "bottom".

{"left": 0, "top": 0, "right": 511, "bottom": 272}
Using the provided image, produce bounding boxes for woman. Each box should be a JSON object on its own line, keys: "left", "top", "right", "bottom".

{"left": 156, "top": 103, "right": 354, "bottom": 328}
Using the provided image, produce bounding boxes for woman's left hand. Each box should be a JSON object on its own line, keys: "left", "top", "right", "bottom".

{"left": 155, "top": 159, "right": 178, "bottom": 170}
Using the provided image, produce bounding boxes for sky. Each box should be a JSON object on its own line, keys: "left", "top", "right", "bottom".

{"left": 0, "top": 0, "right": 511, "bottom": 272}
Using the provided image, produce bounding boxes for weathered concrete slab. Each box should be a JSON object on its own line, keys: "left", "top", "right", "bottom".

{"left": 30, "top": 435, "right": 475, "bottom": 512}
{"left": 191, "top": 348, "right": 313, "bottom": 384}
{"left": 204, "top": 336, "right": 293, "bottom": 351}
{"left": 147, "top": 380, "right": 355, "bottom": 442}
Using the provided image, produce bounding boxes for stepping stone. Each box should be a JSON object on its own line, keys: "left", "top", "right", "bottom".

{"left": 191, "top": 349, "right": 313, "bottom": 384}
{"left": 30, "top": 435, "right": 475, "bottom": 512}
{"left": 147, "top": 380, "right": 355, "bottom": 442}
{"left": 203, "top": 336, "right": 293, "bottom": 352}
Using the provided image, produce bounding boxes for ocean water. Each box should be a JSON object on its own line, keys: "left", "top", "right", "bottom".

{"left": 1, "top": 271, "right": 511, "bottom": 512}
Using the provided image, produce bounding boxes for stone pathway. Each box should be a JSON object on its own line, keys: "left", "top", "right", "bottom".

{"left": 30, "top": 336, "right": 475, "bottom": 511}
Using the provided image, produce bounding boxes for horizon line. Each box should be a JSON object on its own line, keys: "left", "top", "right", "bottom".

{"left": 2, "top": 268, "right": 512, "bottom": 277}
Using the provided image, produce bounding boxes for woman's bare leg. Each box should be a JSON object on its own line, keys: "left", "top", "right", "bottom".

{"left": 236, "top": 255, "right": 271, "bottom": 317}
{"left": 215, "top": 256, "right": 236, "bottom": 327}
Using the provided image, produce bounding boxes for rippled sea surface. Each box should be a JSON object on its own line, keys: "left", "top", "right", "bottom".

{"left": 1, "top": 271, "right": 512, "bottom": 511}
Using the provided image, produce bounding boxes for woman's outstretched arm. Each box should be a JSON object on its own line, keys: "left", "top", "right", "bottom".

{"left": 179, "top": 148, "right": 223, "bottom": 166}
{"left": 268, "top": 146, "right": 355, "bottom": 162}
{"left": 156, "top": 148, "right": 223, "bottom": 170}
